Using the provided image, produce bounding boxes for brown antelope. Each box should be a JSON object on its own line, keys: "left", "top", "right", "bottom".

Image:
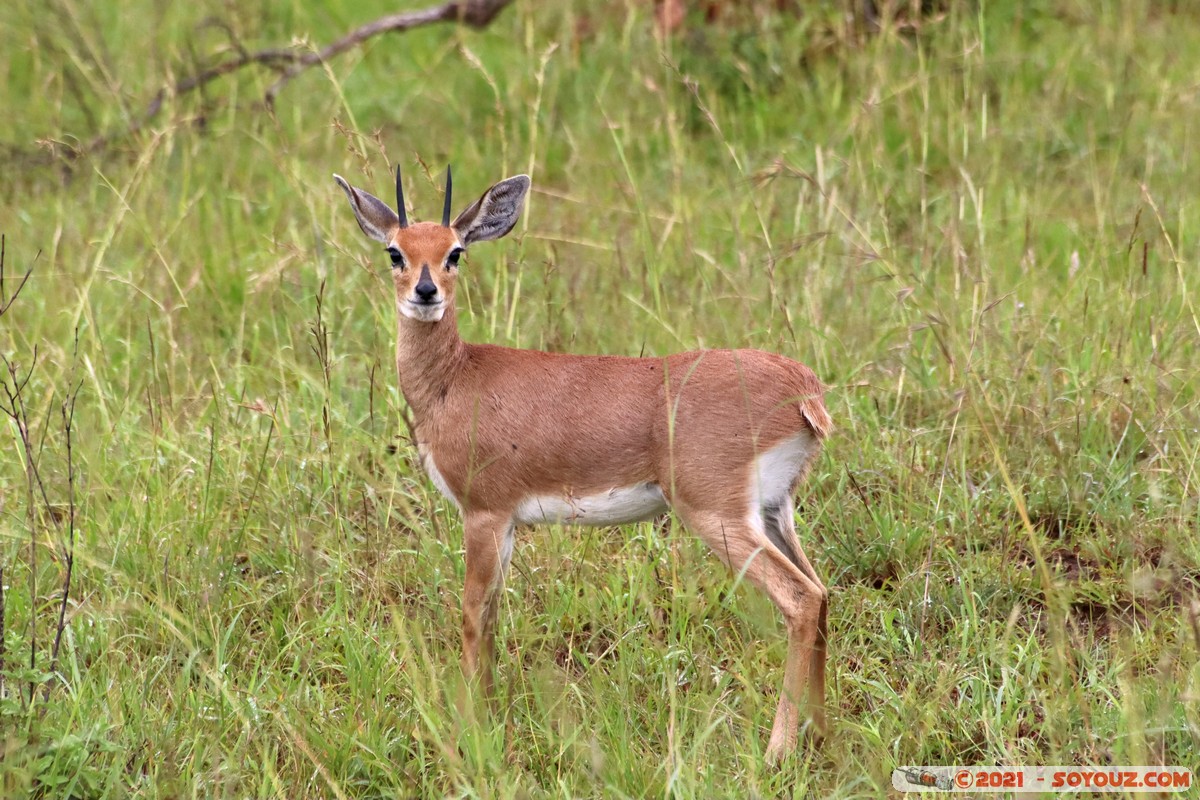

{"left": 333, "top": 166, "right": 832, "bottom": 761}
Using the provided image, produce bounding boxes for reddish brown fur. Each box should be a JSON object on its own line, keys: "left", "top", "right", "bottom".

{"left": 385, "top": 225, "right": 830, "bottom": 510}
{"left": 339, "top": 174, "right": 832, "bottom": 762}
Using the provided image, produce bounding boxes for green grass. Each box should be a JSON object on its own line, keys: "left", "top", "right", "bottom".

{"left": 2, "top": 0, "right": 1199, "bottom": 796}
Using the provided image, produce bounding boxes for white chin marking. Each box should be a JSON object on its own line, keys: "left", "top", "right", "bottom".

{"left": 515, "top": 483, "right": 668, "bottom": 526}
{"left": 400, "top": 301, "right": 445, "bottom": 322}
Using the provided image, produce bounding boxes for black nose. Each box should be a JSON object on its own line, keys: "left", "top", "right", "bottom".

{"left": 414, "top": 265, "right": 438, "bottom": 302}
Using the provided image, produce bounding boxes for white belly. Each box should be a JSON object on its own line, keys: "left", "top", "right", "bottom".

{"left": 419, "top": 445, "right": 461, "bottom": 510}
{"left": 515, "top": 483, "right": 668, "bottom": 526}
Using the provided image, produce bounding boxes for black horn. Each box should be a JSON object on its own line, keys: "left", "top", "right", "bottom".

{"left": 442, "top": 165, "right": 453, "bottom": 227}
{"left": 396, "top": 166, "right": 408, "bottom": 228}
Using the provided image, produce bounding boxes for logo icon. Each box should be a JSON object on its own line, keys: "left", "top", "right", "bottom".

{"left": 899, "top": 767, "right": 953, "bottom": 791}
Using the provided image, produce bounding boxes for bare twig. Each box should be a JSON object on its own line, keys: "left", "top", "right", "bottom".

{"left": 0, "top": 240, "right": 81, "bottom": 704}
{"left": 0, "top": 232, "right": 27, "bottom": 698}
{"left": 309, "top": 279, "right": 344, "bottom": 533}
{"left": 1, "top": 349, "right": 41, "bottom": 704}
{"left": 0, "top": 565, "right": 6, "bottom": 695}
{"left": 21, "top": 0, "right": 515, "bottom": 164}
{"left": 0, "top": 235, "right": 36, "bottom": 317}
{"left": 48, "top": 371, "right": 83, "bottom": 687}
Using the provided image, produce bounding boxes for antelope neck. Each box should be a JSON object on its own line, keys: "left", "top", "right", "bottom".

{"left": 394, "top": 301, "right": 466, "bottom": 418}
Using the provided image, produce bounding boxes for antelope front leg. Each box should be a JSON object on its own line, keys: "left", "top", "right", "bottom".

{"left": 460, "top": 512, "right": 514, "bottom": 697}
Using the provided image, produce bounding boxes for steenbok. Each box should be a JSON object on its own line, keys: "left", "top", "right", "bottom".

{"left": 334, "top": 167, "right": 832, "bottom": 760}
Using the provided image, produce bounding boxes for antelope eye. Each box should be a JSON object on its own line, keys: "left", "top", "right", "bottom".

{"left": 387, "top": 248, "right": 405, "bottom": 269}
{"left": 446, "top": 248, "right": 463, "bottom": 269}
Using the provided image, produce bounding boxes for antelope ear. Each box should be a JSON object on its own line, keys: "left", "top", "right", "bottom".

{"left": 451, "top": 175, "right": 531, "bottom": 247}
{"left": 333, "top": 174, "right": 399, "bottom": 244}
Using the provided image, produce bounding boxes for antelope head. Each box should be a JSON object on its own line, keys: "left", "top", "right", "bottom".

{"left": 334, "top": 167, "right": 531, "bottom": 323}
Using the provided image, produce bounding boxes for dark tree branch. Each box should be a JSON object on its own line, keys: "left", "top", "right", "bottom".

{"left": 265, "top": 2, "right": 463, "bottom": 107}
{"left": 19, "top": 0, "right": 515, "bottom": 165}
